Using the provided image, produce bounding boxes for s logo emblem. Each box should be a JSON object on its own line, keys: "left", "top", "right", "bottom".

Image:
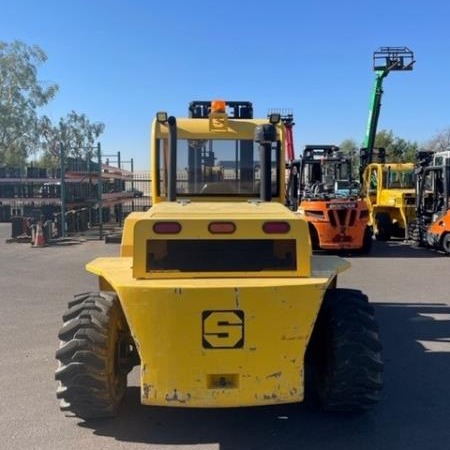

{"left": 202, "top": 310, "right": 244, "bottom": 349}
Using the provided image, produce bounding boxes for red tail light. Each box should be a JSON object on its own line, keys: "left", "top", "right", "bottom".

{"left": 262, "top": 221, "right": 290, "bottom": 234}
{"left": 153, "top": 221, "right": 182, "bottom": 234}
{"left": 208, "top": 221, "right": 236, "bottom": 234}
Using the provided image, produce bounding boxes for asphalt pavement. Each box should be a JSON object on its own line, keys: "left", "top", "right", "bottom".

{"left": 0, "top": 223, "right": 449, "bottom": 450}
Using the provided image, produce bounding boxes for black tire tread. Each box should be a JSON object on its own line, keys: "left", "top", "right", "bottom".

{"left": 55, "top": 291, "right": 128, "bottom": 420}
{"left": 357, "top": 227, "right": 373, "bottom": 254}
{"left": 441, "top": 233, "right": 450, "bottom": 255}
{"left": 375, "top": 213, "right": 391, "bottom": 241}
{"left": 309, "top": 288, "right": 383, "bottom": 413}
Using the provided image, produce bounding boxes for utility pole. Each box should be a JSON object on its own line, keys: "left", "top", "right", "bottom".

{"left": 60, "top": 143, "right": 66, "bottom": 238}
{"left": 97, "top": 142, "right": 103, "bottom": 240}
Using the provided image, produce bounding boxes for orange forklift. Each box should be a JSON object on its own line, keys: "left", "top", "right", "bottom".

{"left": 410, "top": 150, "right": 450, "bottom": 254}
{"left": 295, "top": 145, "right": 372, "bottom": 252}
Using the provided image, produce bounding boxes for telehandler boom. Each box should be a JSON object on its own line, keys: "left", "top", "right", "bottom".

{"left": 360, "top": 47, "right": 416, "bottom": 240}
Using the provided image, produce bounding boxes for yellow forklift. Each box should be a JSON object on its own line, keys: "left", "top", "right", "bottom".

{"left": 55, "top": 100, "right": 383, "bottom": 419}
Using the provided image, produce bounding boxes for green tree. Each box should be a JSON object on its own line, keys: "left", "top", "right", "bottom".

{"left": 39, "top": 111, "right": 105, "bottom": 164}
{"left": 374, "top": 129, "right": 418, "bottom": 162}
{"left": 374, "top": 129, "right": 395, "bottom": 152}
{"left": 339, "top": 138, "right": 359, "bottom": 177}
{"left": 390, "top": 137, "right": 418, "bottom": 162}
{"left": 0, "top": 40, "right": 58, "bottom": 166}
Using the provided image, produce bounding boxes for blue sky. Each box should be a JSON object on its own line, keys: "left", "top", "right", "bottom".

{"left": 1, "top": 0, "right": 449, "bottom": 170}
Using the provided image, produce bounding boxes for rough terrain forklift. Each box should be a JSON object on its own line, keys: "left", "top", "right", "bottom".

{"left": 55, "top": 100, "right": 383, "bottom": 419}
{"left": 409, "top": 150, "right": 450, "bottom": 254}
{"left": 360, "top": 47, "right": 416, "bottom": 240}
{"left": 361, "top": 147, "right": 416, "bottom": 240}
{"left": 295, "top": 145, "right": 372, "bottom": 252}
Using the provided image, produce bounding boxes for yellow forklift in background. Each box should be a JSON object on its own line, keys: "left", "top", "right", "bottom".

{"left": 361, "top": 148, "right": 416, "bottom": 240}
{"left": 55, "top": 100, "right": 383, "bottom": 419}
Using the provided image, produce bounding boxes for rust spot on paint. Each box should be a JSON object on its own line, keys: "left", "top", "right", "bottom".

{"left": 281, "top": 335, "right": 301, "bottom": 341}
{"left": 165, "top": 389, "right": 191, "bottom": 403}
{"left": 143, "top": 383, "right": 152, "bottom": 399}
{"left": 266, "top": 371, "right": 282, "bottom": 379}
{"left": 249, "top": 347, "right": 257, "bottom": 351}
{"left": 263, "top": 393, "right": 278, "bottom": 400}
{"left": 234, "top": 287, "right": 240, "bottom": 308}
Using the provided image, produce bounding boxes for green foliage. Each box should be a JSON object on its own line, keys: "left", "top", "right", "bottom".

{"left": 374, "top": 129, "right": 395, "bottom": 150}
{"left": 340, "top": 138, "right": 358, "bottom": 154}
{"left": 374, "top": 129, "right": 418, "bottom": 162}
{"left": 39, "top": 111, "right": 105, "bottom": 159}
{"left": 0, "top": 40, "right": 58, "bottom": 166}
{"left": 0, "top": 40, "right": 105, "bottom": 168}
{"left": 35, "top": 148, "right": 58, "bottom": 169}
{"left": 339, "top": 138, "right": 359, "bottom": 177}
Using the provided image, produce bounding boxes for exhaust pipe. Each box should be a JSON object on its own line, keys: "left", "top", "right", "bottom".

{"left": 254, "top": 124, "right": 277, "bottom": 201}
{"left": 167, "top": 116, "right": 177, "bottom": 202}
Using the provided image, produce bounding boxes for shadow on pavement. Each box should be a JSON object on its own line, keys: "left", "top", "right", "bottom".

{"left": 325, "top": 239, "right": 446, "bottom": 259}
{"left": 79, "top": 302, "right": 450, "bottom": 450}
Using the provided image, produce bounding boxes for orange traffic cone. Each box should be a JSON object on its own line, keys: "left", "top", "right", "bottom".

{"left": 32, "top": 222, "right": 46, "bottom": 248}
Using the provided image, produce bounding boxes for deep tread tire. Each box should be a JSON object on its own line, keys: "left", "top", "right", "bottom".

{"left": 408, "top": 219, "right": 420, "bottom": 242}
{"left": 308, "top": 223, "right": 320, "bottom": 251}
{"left": 357, "top": 227, "right": 373, "bottom": 254}
{"left": 441, "top": 233, "right": 450, "bottom": 255}
{"left": 308, "top": 288, "right": 383, "bottom": 412}
{"left": 55, "top": 292, "right": 133, "bottom": 420}
{"left": 375, "top": 213, "right": 391, "bottom": 241}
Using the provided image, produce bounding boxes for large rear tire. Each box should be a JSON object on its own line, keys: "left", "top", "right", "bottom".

{"left": 441, "top": 233, "right": 450, "bottom": 255}
{"left": 307, "top": 288, "right": 383, "bottom": 412}
{"left": 375, "top": 213, "right": 391, "bottom": 241}
{"left": 308, "top": 223, "right": 320, "bottom": 251}
{"left": 55, "top": 292, "right": 137, "bottom": 420}
{"left": 357, "top": 226, "right": 373, "bottom": 254}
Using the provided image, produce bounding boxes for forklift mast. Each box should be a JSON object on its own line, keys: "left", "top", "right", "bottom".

{"left": 415, "top": 150, "right": 450, "bottom": 215}
{"left": 268, "top": 109, "right": 297, "bottom": 207}
{"left": 284, "top": 115, "right": 295, "bottom": 162}
{"left": 269, "top": 109, "right": 295, "bottom": 162}
{"left": 362, "top": 46, "right": 415, "bottom": 166}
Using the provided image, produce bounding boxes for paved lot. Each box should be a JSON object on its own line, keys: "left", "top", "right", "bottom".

{"left": 0, "top": 223, "right": 449, "bottom": 450}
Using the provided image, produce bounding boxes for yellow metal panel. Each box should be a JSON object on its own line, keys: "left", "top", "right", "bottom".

{"left": 85, "top": 258, "right": 330, "bottom": 407}
{"left": 131, "top": 202, "right": 311, "bottom": 279}
{"left": 154, "top": 118, "right": 282, "bottom": 140}
{"left": 120, "top": 212, "right": 146, "bottom": 257}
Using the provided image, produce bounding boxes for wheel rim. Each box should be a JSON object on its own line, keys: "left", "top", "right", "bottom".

{"left": 442, "top": 234, "right": 450, "bottom": 254}
{"left": 109, "top": 317, "right": 128, "bottom": 401}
